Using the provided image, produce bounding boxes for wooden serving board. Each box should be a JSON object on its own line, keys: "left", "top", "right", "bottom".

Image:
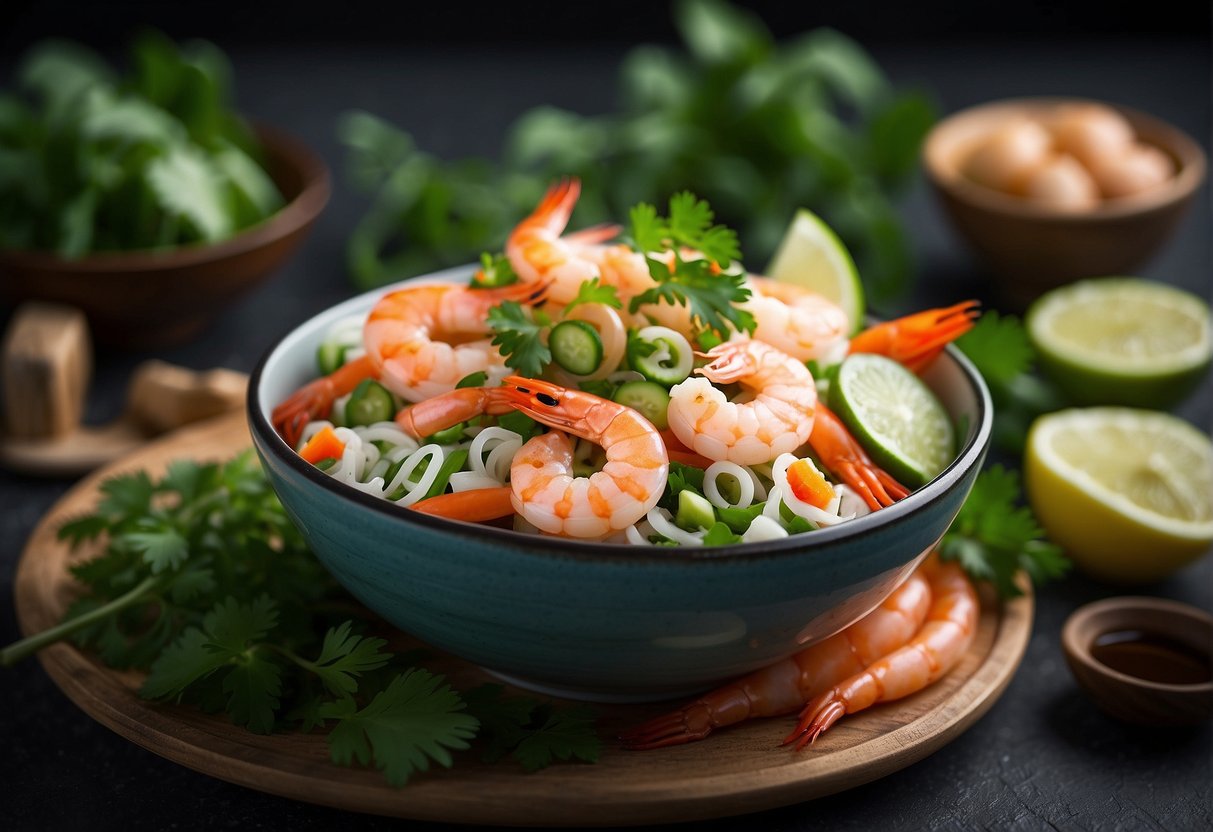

{"left": 14, "top": 411, "right": 1033, "bottom": 827}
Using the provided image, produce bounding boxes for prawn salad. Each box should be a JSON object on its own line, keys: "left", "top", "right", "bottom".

{"left": 273, "top": 180, "right": 978, "bottom": 545}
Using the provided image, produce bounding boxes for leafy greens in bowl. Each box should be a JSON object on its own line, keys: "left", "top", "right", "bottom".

{"left": 0, "top": 33, "right": 331, "bottom": 346}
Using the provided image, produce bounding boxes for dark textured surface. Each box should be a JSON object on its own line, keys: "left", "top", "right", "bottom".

{"left": 2, "top": 35, "right": 1211, "bottom": 831}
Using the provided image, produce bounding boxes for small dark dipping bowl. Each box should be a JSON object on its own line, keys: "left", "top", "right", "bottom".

{"left": 1063, "top": 597, "right": 1213, "bottom": 725}
{"left": 249, "top": 267, "right": 994, "bottom": 701}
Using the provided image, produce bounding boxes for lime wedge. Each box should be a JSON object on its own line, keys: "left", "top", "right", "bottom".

{"left": 766, "top": 208, "right": 865, "bottom": 334}
{"left": 829, "top": 353, "right": 955, "bottom": 489}
{"left": 1026, "top": 407, "right": 1213, "bottom": 583}
{"left": 1026, "top": 277, "right": 1212, "bottom": 408}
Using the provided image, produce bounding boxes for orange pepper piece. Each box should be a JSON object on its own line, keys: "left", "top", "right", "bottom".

{"left": 298, "top": 425, "right": 346, "bottom": 464}
{"left": 786, "top": 458, "right": 835, "bottom": 509}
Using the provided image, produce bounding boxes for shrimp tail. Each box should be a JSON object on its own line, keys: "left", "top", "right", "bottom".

{"left": 271, "top": 355, "right": 376, "bottom": 448}
{"left": 395, "top": 385, "right": 512, "bottom": 439}
{"left": 564, "top": 223, "right": 622, "bottom": 246}
{"left": 618, "top": 703, "right": 717, "bottom": 749}
{"left": 783, "top": 695, "right": 847, "bottom": 750}
{"left": 849, "top": 300, "right": 980, "bottom": 374}
{"left": 809, "top": 405, "right": 910, "bottom": 511}
{"left": 410, "top": 486, "right": 515, "bottom": 522}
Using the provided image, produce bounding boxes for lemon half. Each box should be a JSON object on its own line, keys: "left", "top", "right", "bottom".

{"left": 1025, "top": 407, "right": 1213, "bottom": 584}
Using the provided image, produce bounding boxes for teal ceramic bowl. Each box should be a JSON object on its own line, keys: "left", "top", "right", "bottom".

{"left": 249, "top": 267, "right": 993, "bottom": 701}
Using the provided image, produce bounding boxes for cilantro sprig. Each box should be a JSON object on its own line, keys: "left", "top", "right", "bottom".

{"left": 940, "top": 465, "right": 1069, "bottom": 599}
{"left": 627, "top": 193, "right": 755, "bottom": 339}
{"left": 1, "top": 454, "right": 601, "bottom": 786}
{"left": 488, "top": 301, "right": 552, "bottom": 377}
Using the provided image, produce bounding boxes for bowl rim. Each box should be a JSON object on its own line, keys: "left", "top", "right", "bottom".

{"left": 923, "top": 96, "right": 1208, "bottom": 221}
{"left": 0, "top": 122, "right": 331, "bottom": 272}
{"left": 1061, "top": 595, "right": 1213, "bottom": 693}
{"left": 247, "top": 267, "right": 994, "bottom": 564}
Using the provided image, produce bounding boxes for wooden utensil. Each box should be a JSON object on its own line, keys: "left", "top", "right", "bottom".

{"left": 0, "top": 302, "right": 247, "bottom": 477}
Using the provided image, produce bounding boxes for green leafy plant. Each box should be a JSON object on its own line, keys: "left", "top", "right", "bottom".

{"left": 340, "top": 0, "right": 935, "bottom": 301}
{"left": 0, "top": 32, "right": 282, "bottom": 256}
{"left": 0, "top": 454, "right": 600, "bottom": 787}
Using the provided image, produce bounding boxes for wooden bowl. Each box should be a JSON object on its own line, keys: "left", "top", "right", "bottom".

{"left": 1062, "top": 596, "right": 1213, "bottom": 725}
{"left": 924, "top": 98, "right": 1206, "bottom": 308}
{"left": 0, "top": 125, "right": 330, "bottom": 348}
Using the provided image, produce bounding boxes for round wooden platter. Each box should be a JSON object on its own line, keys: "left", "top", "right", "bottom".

{"left": 15, "top": 411, "right": 1034, "bottom": 827}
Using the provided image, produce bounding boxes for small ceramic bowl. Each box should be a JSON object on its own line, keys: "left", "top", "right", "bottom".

{"left": 924, "top": 97, "right": 1206, "bottom": 308}
{"left": 1062, "top": 596, "right": 1213, "bottom": 725}
{"left": 248, "top": 268, "right": 993, "bottom": 701}
{"left": 0, "top": 125, "right": 330, "bottom": 348}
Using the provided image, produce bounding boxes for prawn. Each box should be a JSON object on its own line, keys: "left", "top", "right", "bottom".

{"left": 667, "top": 340, "right": 818, "bottom": 467}
{"left": 619, "top": 568, "right": 933, "bottom": 749}
{"left": 848, "top": 300, "right": 980, "bottom": 374}
{"left": 396, "top": 377, "right": 670, "bottom": 538}
{"left": 784, "top": 554, "right": 979, "bottom": 750}
{"left": 745, "top": 277, "right": 852, "bottom": 364}
{"left": 505, "top": 178, "right": 651, "bottom": 306}
{"left": 271, "top": 280, "right": 545, "bottom": 448}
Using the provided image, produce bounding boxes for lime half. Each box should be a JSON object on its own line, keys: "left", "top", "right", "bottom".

{"left": 1025, "top": 407, "right": 1213, "bottom": 583}
{"left": 766, "top": 208, "right": 865, "bottom": 334}
{"left": 1026, "top": 277, "right": 1212, "bottom": 408}
{"left": 829, "top": 353, "right": 955, "bottom": 489}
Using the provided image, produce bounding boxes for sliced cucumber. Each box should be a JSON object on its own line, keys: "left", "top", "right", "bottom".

{"left": 628, "top": 326, "right": 693, "bottom": 386}
{"left": 317, "top": 342, "right": 348, "bottom": 376}
{"left": 613, "top": 380, "right": 671, "bottom": 430}
{"left": 345, "top": 379, "right": 396, "bottom": 426}
{"left": 676, "top": 490, "right": 716, "bottom": 532}
{"left": 550, "top": 320, "right": 604, "bottom": 375}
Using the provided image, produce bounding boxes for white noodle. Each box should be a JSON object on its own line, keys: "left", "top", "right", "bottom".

{"left": 703, "top": 461, "right": 756, "bottom": 509}
{"left": 742, "top": 515, "right": 788, "bottom": 542}
{"left": 449, "top": 471, "right": 505, "bottom": 492}
{"left": 647, "top": 507, "right": 705, "bottom": 546}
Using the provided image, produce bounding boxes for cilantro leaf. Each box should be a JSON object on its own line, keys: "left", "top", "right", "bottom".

{"left": 123, "top": 529, "right": 189, "bottom": 574}
{"left": 307, "top": 621, "right": 392, "bottom": 696}
{"left": 462, "top": 683, "right": 539, "bottom": 764}
{"left": 940, "top": 465, "right": 1069, "bottom": 598}
{"left": 57, "top": 514, "right": 109, "bottom": 546}
{"left": 629, "top": 251, "right": 754, "bottom": 339}
{"left": 955, "top": 311, "right": 1034, "bottom": 386}
{"left": 96, "top": 471, "right": 155, "bottom": 517}
{"left": 563, "top": 277, "right": 621, "bottom": 313}
{"left": 204, "top": 595, "right": 278, "bottom": 654}
{"left": 142, "top": 628, "right": 233, "bottom": 700}
{"left": 511, "top": 705, "right": 601, "bottom": 772}
{"left": 222, "top": 652, "right": 283, "bottom": 734}
{"left": 488, "top": 300, "right": 551, "bottom": 377}
{"left": 320, "top": 669, "right": 479, "bottom": 787}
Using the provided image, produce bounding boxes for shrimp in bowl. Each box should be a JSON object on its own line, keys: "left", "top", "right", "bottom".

{"left": 249, "top": 179, "right": 993, "bottom": 696}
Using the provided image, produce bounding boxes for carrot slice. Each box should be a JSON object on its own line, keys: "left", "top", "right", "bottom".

{"left": 786, "top": 458, "right": 835, "bottom": 509}
{"left": 299, "top": 425, "right": 346, "bottom": 464}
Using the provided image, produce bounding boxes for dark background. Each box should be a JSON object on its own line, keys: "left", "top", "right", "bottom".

{"left": 4, "top": 0, "right": 1212, "bottom": 48}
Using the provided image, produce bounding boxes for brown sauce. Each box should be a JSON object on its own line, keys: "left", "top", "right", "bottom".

{"left": 1090, "top": 629, "right": 1212, "bottom": 686}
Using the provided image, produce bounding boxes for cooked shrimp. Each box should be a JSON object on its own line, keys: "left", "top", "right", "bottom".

{"left": 784, "top": 554, "right": 979, "bottom": 750}
{"left": 506, "top": 178, "right": 650, "bottom": 306}
{"left": 271, "top": 280, "right": 547, "bottom": 447}
{"left": 497, "top": 376, "right": 669, "bottom": 538}
{"left": 619, "top": 568, "right": 933, "bottom": 749}
{"left": 810, "top": 404, "right": 910, "bottom": 511}
{"left": 848, "top": 300, "right": 980, "bottom": 374}
{"left": 365, "top": 280, "right": 547, "bottom": 404}
{"left": 745, "top": 277, "right": 851, "bottom": 363}
{"left": 395, "top": 377, "right": 670, "bottom": 538}
{"left": 667, "top": 340, "right": 817, "bottom": 466}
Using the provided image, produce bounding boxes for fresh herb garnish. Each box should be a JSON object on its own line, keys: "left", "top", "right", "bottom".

{"left": 0, "top": 454, "right": 601, "bottom": 786}
{"left": 473, "top": 251, "right": 519, "bottom": 288}
{"left": 564, "top": 277, "right": 622, "bottom": 313}
{"left": 627, "top": 193, "right": 755, "bottom": 339}
{"left": 940, "top": 465, "right": 1069, "bottom": 599}
{"left": 955, "top": 312, "right": 1066, "bottom": 454}
{"left": 487, "top": 301, "right": 552, "bottom": 377}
